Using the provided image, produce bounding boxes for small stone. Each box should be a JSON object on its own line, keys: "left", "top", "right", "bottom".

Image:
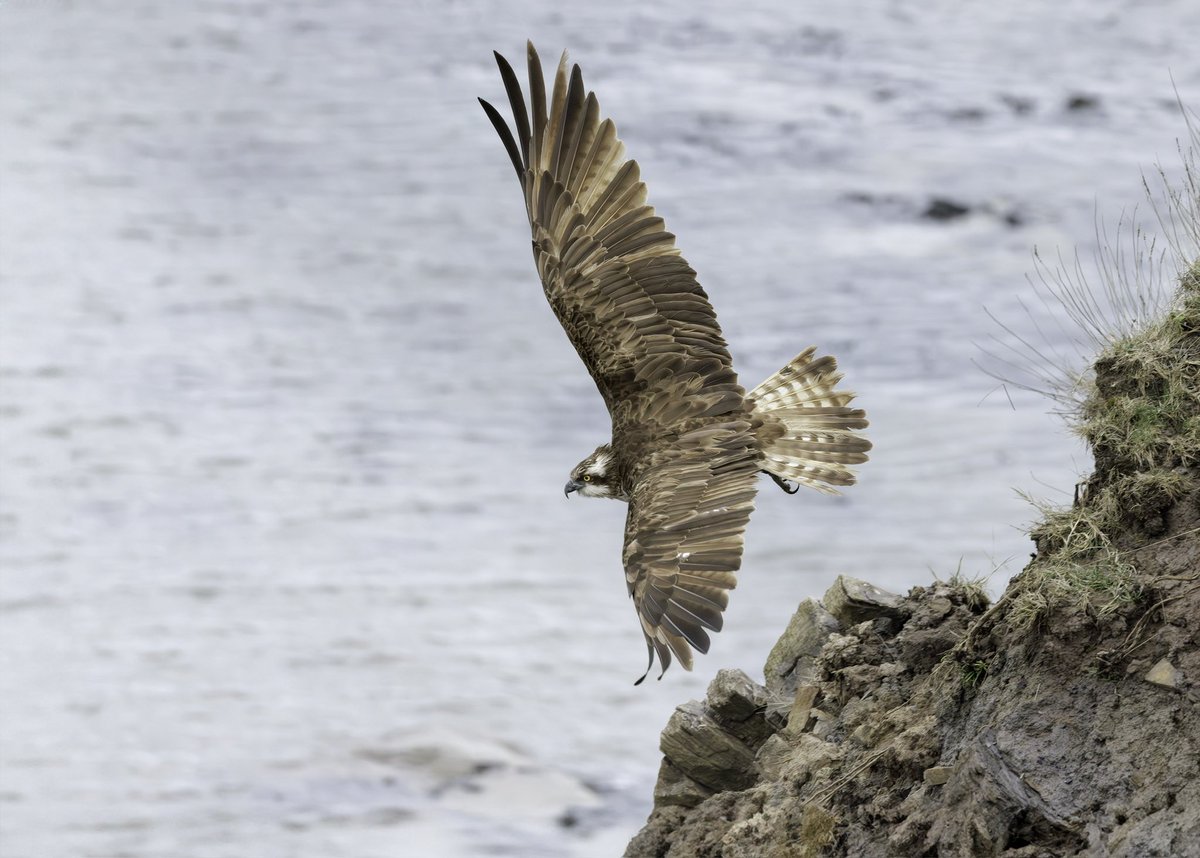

{"left": 784, "top": 685, "right": 820, "bottom": 736}
{"left": 764, "top": 598, "right": 841, "bottom": 699}
{"left": 926, "top": 596, "right": 954, "bottom": 619}
{"left": 823, "top": 575, "right": 909, "bottom": 627}
{"left": 810, "top": 708, "right": 837, "bottom": 741}
{"left": 1144, "top": 658, "right": 1181, "bottom": 689}
{"left": 923, "top": 766, "right": 953, "bottom": 785}
{"left": 706, "top": 669, "right": 764, "bottom": 722}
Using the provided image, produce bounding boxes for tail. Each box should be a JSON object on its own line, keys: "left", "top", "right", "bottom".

{"left": 750, "top": 347, "right": 871, "bottom": 494}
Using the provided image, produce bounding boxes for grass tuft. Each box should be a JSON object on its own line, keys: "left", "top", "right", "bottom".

{"left": 1080, "top": 272, "right": 1200, "bottom": 476}
{"left": 930, "top": 558, "right": 995, "bottom": 612}
{"left": 1011, "top": 493, "right": 1145, "bottom": 631}
{"left": 979, "top": 105, "right": 1200, "bottom": 418}
{"left": 961, "top": 657, "right": 992, "bottom": 688}
{"left": 946, "top": 570, "right": 992, "bottom": 613}
{"left": 1001, "top": 110, "right": 1200, "bottom": 633}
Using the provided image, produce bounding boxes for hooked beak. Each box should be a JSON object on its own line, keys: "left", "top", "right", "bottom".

{"left": 564, "top": 479, "right": 583, "bottom": 498}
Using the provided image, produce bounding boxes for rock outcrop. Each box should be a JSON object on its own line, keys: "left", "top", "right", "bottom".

{"left": 628, "top": 537, "right": 1199, "bottom": 857}
{"left": 626, "top": 259, "right": 1200, "bottom": 857}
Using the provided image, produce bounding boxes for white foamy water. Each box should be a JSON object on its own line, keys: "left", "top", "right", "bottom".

{"left": 2, "top": 1, "right": 1197, "bottom": 855}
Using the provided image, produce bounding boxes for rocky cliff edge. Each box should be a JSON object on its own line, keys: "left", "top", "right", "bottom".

{"left": 626, "top": 266, "right": 1199, "bottom": 857}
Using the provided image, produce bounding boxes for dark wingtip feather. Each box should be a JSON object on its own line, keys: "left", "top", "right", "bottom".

{"left": 527, "top": 42, "right": 547, "bottom": 170}
{"left": 478, "top": 97, "right": 524, "bottom": 182}
{"left": 554, "top": 62, "right": 587, "bottom": 180}
{"left": 493, "top": 49, "right": 530, "bottom": 167}
{"left": 634, "top": 642, "right": 654, "bottom": 685}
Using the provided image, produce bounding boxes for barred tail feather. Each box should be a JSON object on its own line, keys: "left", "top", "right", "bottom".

{"left": 751, "top": 347, "right": 871, "bottom": 494}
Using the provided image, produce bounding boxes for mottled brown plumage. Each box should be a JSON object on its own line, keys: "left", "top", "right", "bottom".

{"left": 480, "top": 44, "right": 871, "bottom": 681}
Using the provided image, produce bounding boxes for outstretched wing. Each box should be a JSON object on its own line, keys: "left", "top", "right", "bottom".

{"left": 479, "top": 43, "right": 744, "bottom": 421}
{"left": 622, "top": 419, "right": 760, "bottom": 681}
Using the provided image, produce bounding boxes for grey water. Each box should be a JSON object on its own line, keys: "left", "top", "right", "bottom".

{"left": 2, "top": 1, "right": 1198, "bottom": 855}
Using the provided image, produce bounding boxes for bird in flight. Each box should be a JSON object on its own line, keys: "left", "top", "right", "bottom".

{"left": 479, "top": 43, "right": 870, "bottom": 683}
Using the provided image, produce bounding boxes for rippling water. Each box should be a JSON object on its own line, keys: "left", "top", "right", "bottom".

{"left": 2, "top": 1, "right": 1198, "bottom": 855}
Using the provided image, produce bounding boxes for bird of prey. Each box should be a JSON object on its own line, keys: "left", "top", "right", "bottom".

{"left": 479, "top": 44, "right": 870, "bottom": 682}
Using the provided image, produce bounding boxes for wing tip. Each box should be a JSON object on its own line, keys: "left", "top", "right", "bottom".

{"left": 634, "top": 641, "right": 654, "bottom": 685}
{"left": 478, "top": 95, "right": 524, "bottom": 182}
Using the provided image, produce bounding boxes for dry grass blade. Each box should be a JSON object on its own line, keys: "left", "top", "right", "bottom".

{"left": 978, "top": 104, "right": 1200, "bottom": 417}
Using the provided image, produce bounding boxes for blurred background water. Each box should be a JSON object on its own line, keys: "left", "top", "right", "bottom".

{"left": 2, "top": 1, "right": 1198, "bottom": 855}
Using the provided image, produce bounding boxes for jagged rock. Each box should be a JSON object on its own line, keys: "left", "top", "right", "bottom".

{"left": 653, "top": 758, "right": 714, "bottom": 809}
{"left": 810, "top": 707, "right": 838, "bottom": 740}
{"left": 623, "top": 805, "right": 688, "bottom": 858}
{"left": 786, "top": 733, "right": 845, "bottom": 786}
{"left": 754, "top": 733, "right": 792, "bottom": 781}
{"left": 764, "top": 598, "right": 840, "bottom": 698}
{"left": 823, "top": 575, "right": 908, "bottom": 626}
{"left": 704, "top": 668, "right": 779, "bottom": 748}
{"left": 838, "top": 661, "right": 908, "bottom": 701}
{"left": 756, "top": 731, "right": 845, "bottom": 787}
{"left": 659, "top": 701, "right": 758, "bottom": 792}
{"left": 632, "top": 560, "right": 1200, "bottom": 855}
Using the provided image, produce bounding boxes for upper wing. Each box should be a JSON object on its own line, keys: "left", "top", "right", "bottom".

{"left": 622, "top": 419, "right": 760, "bottom": 681}
{"left": 479, "top": 43, "right": 744, "bottom": 421}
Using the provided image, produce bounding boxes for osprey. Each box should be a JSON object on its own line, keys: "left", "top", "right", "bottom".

{"left": 479, "top": 44, "right": 871, "bottom": 682}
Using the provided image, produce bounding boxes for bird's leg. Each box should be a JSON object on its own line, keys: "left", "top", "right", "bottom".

{"left": 764, "top": 470, "right": 800, "bottom": 494}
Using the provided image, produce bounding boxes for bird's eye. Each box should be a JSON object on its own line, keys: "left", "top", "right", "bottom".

{"left": 582, "top": 474, "right": 593, "bottom": 482}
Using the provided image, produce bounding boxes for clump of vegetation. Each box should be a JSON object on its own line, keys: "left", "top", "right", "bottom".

{"left": 1009, "top": 269, "right": 1197, "bottom": 630}
{"left": 947, "top": 571, "right": 992, "bottom": 613}
{"left": 932, "top": 561, "right": 993, "bottom": 612}
{"left": 1082, "top": 278, "right": 1200, "bottom": 478}
{"left": 1010, "top": 498, "right": 1140, "bottom": 631}
{"left": 960, "top": 657, "right": 992, "bottom": 688}
{"left": 1004, "top": 114, "right": 1200, "bottom": 633}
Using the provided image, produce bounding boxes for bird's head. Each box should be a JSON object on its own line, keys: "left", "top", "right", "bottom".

{"left": 565, "top": 444, "right": 620, "bottom": 499}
